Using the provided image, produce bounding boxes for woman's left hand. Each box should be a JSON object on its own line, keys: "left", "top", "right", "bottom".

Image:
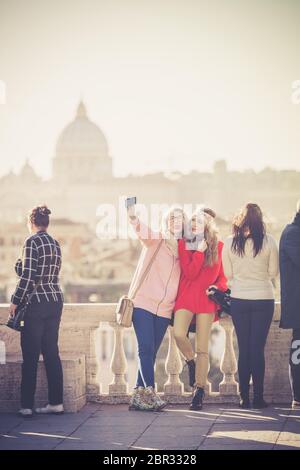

{"left": 206, "top": 285, "right": 217, "bottom": 296}
{"left": 9, "top": 303, "right": 17, "bottom": 318}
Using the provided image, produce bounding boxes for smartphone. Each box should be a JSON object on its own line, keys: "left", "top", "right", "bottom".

{"left": 125, "top": 196, "right": 137, "bottom": 208}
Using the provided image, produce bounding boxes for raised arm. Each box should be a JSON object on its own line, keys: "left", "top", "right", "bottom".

{"left": 11, "top": 238, "right": 38, "bottom": 305}
{"left": 127, "top": 204, "right": 161, "bottom": 247}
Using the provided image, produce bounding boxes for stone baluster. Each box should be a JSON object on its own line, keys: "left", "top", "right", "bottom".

{"left": 87, "top": 326, "right": 101, "bottom": 398}
{"left": 164, "top": 326, "right": 184, "bottom": 395}
{"left": 109, "top": 322, "right": 128, "bottom": 395}
{"left": 219, "top": 316, "right": 238, "bottom": 395}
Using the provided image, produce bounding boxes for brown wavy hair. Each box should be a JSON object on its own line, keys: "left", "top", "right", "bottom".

{"left": 191, "top": 209, "right": 219, "bottom": 266}
{"left": 204, "top": 214, "right": 219, "bottom": 266}
{"left": 231, "top": 203, "right": 266, "bottom": 257}
{"left": 28, "top": 205, "right": 51, "bottom": 229}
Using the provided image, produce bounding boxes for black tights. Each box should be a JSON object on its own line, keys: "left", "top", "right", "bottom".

{"left": 231, "top": 298, "right": 274, "bottom": 399}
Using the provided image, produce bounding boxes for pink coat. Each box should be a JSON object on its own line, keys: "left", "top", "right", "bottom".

{"left": 128, "top": 218, "right": 181, "bottom": 319}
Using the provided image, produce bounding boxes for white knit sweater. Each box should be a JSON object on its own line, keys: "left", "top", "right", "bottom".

{"left": 222, "top": 234, "right": 279, "bottom": 300}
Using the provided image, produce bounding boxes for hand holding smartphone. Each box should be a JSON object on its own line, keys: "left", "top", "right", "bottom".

{"left": 125, "top": 196, "right": 137, "bottom": 208}
{"left": 125, "top": 196, "right": 137, "bottom": 218}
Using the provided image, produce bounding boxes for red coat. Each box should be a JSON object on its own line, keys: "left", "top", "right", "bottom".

{"left": 174, "top": 239, "right": 227, "bottom": 318}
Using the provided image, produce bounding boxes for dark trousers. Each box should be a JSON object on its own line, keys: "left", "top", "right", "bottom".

{"left": 290, "top": 328, "right": 300, "bottom": 402}
{"left": 20, "top": 299, "right": 63, "bottom": 409}
{"left": 132, "top": 307, "right": 170, "bottom": 388}
{"left": 231, "top": 298, "right": 274, "bottom": 399}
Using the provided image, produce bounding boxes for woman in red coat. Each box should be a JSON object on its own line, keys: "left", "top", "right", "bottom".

{"left": 173, "top": 207, "right": 227, "bottom": 410}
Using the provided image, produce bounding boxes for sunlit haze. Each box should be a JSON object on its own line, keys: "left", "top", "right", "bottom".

{"left": 1, "top": 0, "right": 300, "bottom": 179}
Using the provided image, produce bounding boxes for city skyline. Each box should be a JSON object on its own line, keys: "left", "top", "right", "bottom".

{"left": 0, "top": 0, "right": 300, "bottom": 179}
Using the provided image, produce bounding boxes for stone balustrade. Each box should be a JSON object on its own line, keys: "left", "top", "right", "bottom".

{"left": 0, "top": 302, "right": 292, "bottom": 410}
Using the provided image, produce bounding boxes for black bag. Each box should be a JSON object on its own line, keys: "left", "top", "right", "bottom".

{"left": 208, "top": 287, "right": 231, "bottom": 318}
{"left": 7, "top": 303, "right": 29, "bottom": 332}
{"left": 6, "top": 279, "right": 42, "bottom": 332}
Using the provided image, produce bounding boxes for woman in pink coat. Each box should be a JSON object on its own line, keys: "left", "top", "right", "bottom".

{"left": 127, "top": 202, "right": 186, "bottom": 412}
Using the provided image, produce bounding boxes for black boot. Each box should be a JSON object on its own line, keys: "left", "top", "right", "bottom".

{"left": 252, "top": 397, "right": 268, "bottom": 409}
{"left": 239, "top": 386, "right": 250, "bottom": 409}
{"left": 185, "top": 359, "right": 196, "bottom": 387}
{"left": 189, "top": 387, "right": 205, "bottom": 410}
{"left": 239, "top": 395, "right": 251, "bottom": 409}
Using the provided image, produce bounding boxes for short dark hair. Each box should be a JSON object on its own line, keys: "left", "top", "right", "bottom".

{"left": 29, "top": 205, "right": 51, "bottom": 228}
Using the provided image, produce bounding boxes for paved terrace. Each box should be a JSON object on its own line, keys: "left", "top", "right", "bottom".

{"left": 0, "top": 403, "right": 299, "bottom": 451}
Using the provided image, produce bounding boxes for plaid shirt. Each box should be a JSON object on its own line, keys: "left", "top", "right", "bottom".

{"left": 11, "top": 230, "right": 64, "bottom": 305}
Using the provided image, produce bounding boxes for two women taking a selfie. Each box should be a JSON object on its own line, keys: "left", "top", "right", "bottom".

{"left": 126, "top": 200, "right": 227, "bottom": 411}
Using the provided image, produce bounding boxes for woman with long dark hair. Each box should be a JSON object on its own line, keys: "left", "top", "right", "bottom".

{"left": 222, "top": 203, "right": 279, "bottom": 409}
{"left": 9, "top": 205, "right": 64, "bottom": 417}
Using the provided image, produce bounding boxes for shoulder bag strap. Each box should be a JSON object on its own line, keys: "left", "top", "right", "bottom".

{"left": 129, "top": 239, "right": 163, "bottom": 300}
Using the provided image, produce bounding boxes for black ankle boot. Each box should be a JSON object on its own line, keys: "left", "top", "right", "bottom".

{"left": 253, "top": 397, "right": 268, "bottom": 409}
{"left": 189, "top": 387, "right": 205, "bottom": 410}
{"left": 239, "top": 396, "right": 251, "bottom": 409}
{"left": 185, "top": 359, "right": 196, "bottom": 387}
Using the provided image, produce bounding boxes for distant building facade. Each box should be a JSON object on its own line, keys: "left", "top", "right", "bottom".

{"left": 0, "top": 100, "right": 299, "bottom": 228}
{"left": 0, "top": 100, "right": 295, "bottom": 302}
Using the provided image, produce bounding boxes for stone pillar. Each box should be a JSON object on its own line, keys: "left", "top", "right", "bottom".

{"left": 219, "top": 316, "right": 238, "bottom": 395}
{"left": 164, "top": 326, "right": 184, "bottom": 395}
{"left": 87, "top": 326, "right": 101, "bottom": 397}
{"left": 108, "top": 322, "right": 128, "bottom": 395}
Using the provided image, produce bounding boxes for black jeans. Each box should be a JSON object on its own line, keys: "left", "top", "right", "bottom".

{"left": 290, "top": 328, "right": 300, "bottom": 402}
{"left": 20, "top": 299, "right": 63, "bottom": 409}
{"left": 231, "top": 298, "right": 274, "bottom": 399}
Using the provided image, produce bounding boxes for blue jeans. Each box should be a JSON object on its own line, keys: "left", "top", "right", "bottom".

{"left": 132, "top": 307, "right": 170, "bottom": 388}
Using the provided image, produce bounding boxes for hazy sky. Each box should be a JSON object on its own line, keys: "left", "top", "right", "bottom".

{"left": 0, "top": 0, "right": 299, "bottom": 179}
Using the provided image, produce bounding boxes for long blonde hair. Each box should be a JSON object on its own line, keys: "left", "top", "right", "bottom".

{"left": 192, "top": 209, "right": 219, "bottom": 266}
{"left": 161, "top": 205, "right": 187, "bottom": 257}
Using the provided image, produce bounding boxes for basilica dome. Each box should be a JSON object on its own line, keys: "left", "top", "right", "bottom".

{"left": 55, "top": 101, "right": 109, "bottom": 159}
{"left": 53, "top": 101, "right": 112, "bottom": 183}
